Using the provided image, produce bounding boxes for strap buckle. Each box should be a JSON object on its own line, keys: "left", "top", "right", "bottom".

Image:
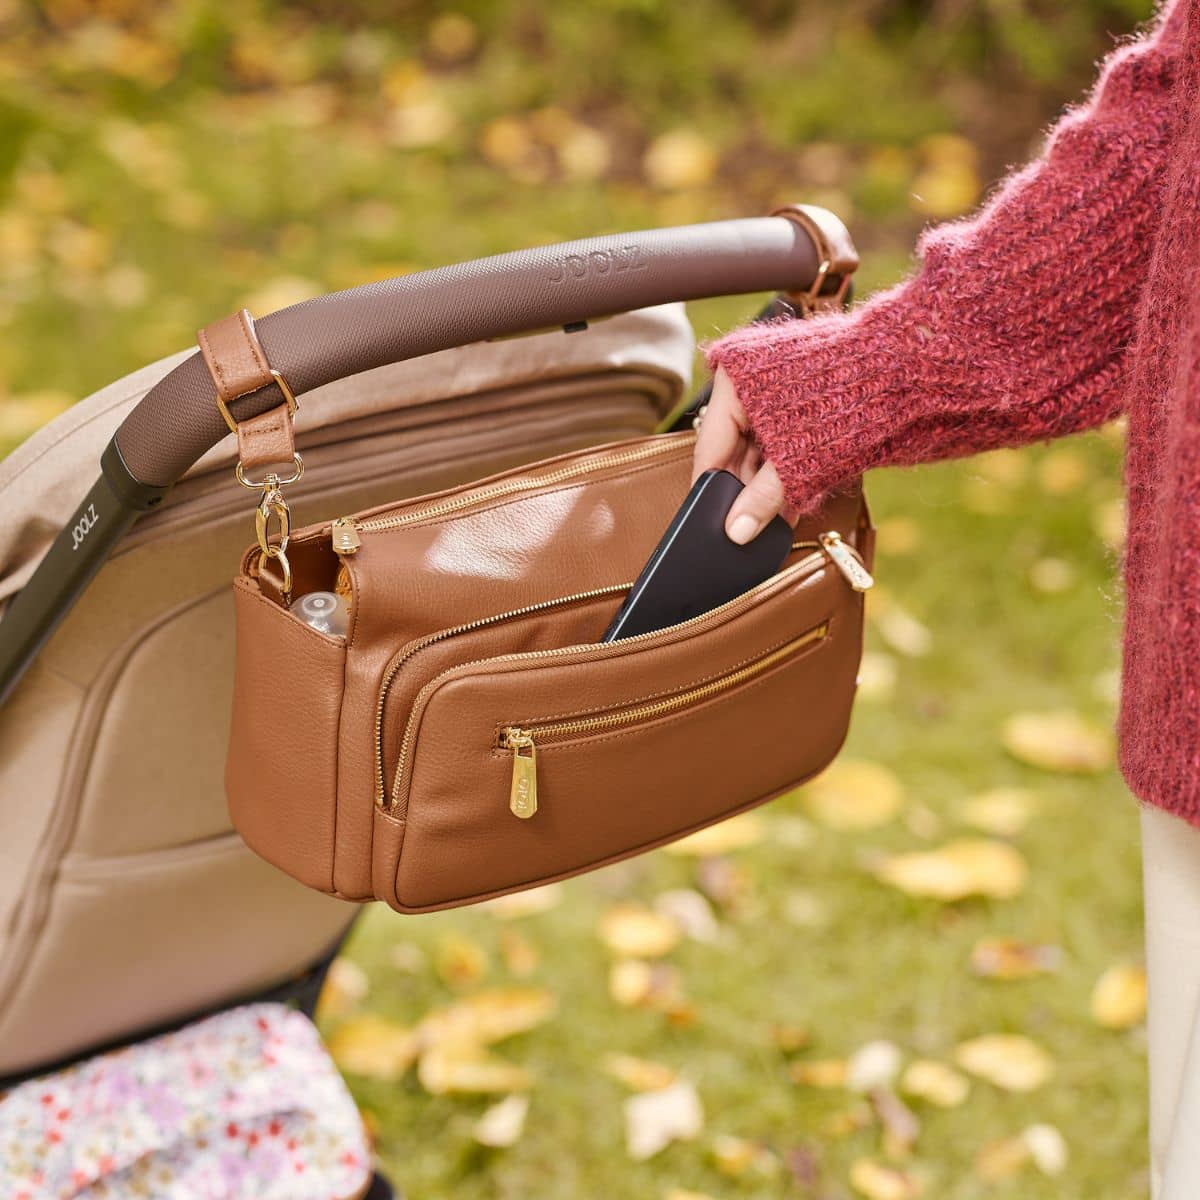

{"left": 198, "top": 308, "right": 304, "bottom": 604}
{"left": 215, "top": 367, "right": 299, "bottom": 435}
{"left": 771, "top": 203, "right": 859, "bottom": 316}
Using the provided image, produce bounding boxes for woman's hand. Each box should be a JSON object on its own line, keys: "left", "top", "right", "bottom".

{"left": 691, "top": 365, "right": 796, "bottom": 543}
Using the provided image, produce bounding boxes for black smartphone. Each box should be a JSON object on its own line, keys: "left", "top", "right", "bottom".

{"left": 601, "top": 469, "right": 793, "bottom": 642}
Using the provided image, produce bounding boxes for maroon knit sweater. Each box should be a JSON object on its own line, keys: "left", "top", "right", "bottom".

{"left": 706, "top": 0, "right": 1200, "bottom": 823}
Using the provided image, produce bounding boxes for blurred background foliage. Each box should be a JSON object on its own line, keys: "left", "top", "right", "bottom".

{"left": 0, "top": 0, "right": 1155, "bottom": 433}
{"left": 0, "top": 2, "right": 1159, "bottom": 1198}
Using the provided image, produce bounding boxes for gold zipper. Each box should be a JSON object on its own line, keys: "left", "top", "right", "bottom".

{"left": 384, "top": 538, "right": 870, "bottom": 816}
{"left": 498, "top": 621, "right": 830, "bottom": 818}
{"left": 372, "top": 583, "right": 633, "bottom": 806}
{"left": 336, "top": 435, "right": 690, "bottom": 552}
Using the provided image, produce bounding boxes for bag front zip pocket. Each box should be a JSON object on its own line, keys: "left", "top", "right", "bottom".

{"left": 373, "top": 583, "right": 632, "bottom": 806}
{"left": 385, "top": 536, "right": 871, "bottom": 818}
{"left": 498, "top": 621, "right": 830, "bottom": 819}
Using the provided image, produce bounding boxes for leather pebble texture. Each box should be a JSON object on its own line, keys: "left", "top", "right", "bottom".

{"left": 226, "top": 430, "right": 873, "bottom": 910}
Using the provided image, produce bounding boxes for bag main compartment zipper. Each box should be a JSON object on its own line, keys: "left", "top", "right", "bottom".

{"left": 498, "top": 620, "right": 831, "bottom": 818}
{"left": 337, "top": 435, "right": 689, "bottom": 551}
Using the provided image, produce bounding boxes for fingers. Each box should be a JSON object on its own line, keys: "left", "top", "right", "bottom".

{"left": 690, "top": 366, "right": 793, "bottom": 543}
{"left": 691, "top": 366, "right": 747, "bottom": 484}
{"left": 726, "top": 461, "right": 790, "bottom": 544}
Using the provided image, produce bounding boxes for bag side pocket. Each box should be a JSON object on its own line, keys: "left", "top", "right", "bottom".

{"left": 226, "top": 577, "right": 347, "bottom": 895}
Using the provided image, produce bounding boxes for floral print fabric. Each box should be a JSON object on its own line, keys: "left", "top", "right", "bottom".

{"left": 0, "top": 1003, "right": 370, "bottom": 1200}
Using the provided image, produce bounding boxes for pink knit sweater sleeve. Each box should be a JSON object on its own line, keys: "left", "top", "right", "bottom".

{"left": 705, "top": 3, "right": 1187, "bottom": 511}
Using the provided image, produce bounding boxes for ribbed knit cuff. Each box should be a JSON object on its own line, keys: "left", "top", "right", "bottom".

{"left": 703, "top": 279, "right": 937, "bottom": 512}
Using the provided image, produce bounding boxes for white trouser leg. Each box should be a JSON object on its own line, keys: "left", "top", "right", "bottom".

{"left": 1142, "top": 804, "right": 1200, "bottom": 1198}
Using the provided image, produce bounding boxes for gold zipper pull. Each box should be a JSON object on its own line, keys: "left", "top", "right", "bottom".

{"left": 819, "top": 531, "right": 874, "bottom": 592}
{"left": 332, "top": 517, "right": 361, "bottom": 555}
{"left": 503, "top": 728, "right": 538, "bottom": 819}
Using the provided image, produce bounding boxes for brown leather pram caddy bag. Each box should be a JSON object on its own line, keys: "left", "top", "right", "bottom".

{"left": 218, "top": 206, "right": 875, "bottom": 913}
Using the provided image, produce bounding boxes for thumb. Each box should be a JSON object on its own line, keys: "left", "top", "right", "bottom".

{"left": 726, "top": 461, "right": 790, "bottom": 545}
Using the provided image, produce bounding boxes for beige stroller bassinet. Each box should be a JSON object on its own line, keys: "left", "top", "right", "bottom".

{"left": 0, "top": 303, "right": 696, "bottom": 1083}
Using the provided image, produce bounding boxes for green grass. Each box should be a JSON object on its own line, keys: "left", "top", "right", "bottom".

{"left": 338, "top": 429, "right": 1144, "bottom": 1200}
{"left": 0, "top": 3, "right": 1152, "bottom": 1196}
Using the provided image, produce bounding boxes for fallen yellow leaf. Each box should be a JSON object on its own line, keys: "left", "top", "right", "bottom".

{"left": 1024, "top": 1123, "right": 1069, "bottom": 1175}
{"left": 849, "top": 1157, "right": 923, "bottom": 1199}
{"left": 664, "top": 811, "right": 765, "bottom": 856}
{"left": 771, "top": 1023, "right": 812, "bottom": 1053}
{"left": 419, "top": 987, "right": 556, "bottom": 1048}
{"left": 434, "top": 933, "right": 489, "bottom": 989}
{"left": 710, "top": 1133, "right": 778, "bottom": 1178}
{"left": 790, "top": 1059, "right": 848, "bottom": 1089}
{"left": 802, "top": 760, "right": 904, "bottom": 830}
{"left": 846, "top": 1041, "right": 903, "bottom": 1092}
{"left": 874, "top": 839, "right": 1028, "bottom": 901}
{"left": 975, "top": 1135, "right": 1030, "bottom": 1182}
{"left": 473, "top": 1093, "right": 528, "bottom": 1148}
{"left": 482, "top": 882, "right": 563, "bottom": 918}
{"left": 654, "top": 889, "right": 720, "bottom": 943}
{"left": 959, "top": 788, "right": 1040, "bottom": 836}
{"left": 625, "top": 1079, "right": 704, "bottom": 1160}
{"left": 976, "top": 1123, "right": 1070, "bottom": 1181}
{"left": 955, "top": 1034, "right": 1053, "bottom": 1092}
{"left": 970, "top": 936, "right": 1062, "bottom": 981}
{"left": 418, "top": 1043, "right": 532, "bottom": 1095}
{"left": 499, "top": 929, "right": 539, "bottom": 978}
{"left": 822, "top": 1104, "right": 874, "bottom": 1139}
{"left": 610, "top": 959, "right": 654, "bottom": 1007}
{"left": 1003, "top": 710, "right": 1113, "bottom": 774}
{"left": 608, "top": 960, "right": 687, "bottom": 1013}
{"left": 601, "top": 1053, "right": 677, "bottom": 1092}
{"left": 872, "top": 603, "right": 933, "bottom": 658}
{"left": 1091, "top": 964, "right": 1147, "bottom": 1029}
{"left": 327, "top": 1015, "right": 418, "bottom": 1080}
{"left": 900, "top": 1059, "right": 970, "bottom": 1108}
{"left": 600, "top": 904, "right": 681, "bottom": 958}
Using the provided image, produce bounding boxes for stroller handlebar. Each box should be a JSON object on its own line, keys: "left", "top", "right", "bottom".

{"left": 0, "top": 207, "right": 856, "bottom": 707}
{"left": 113, "top": 210, "right": 852, "bottom": 489}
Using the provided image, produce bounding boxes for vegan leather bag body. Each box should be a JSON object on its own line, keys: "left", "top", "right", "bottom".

{"left": 217, "top": 206, "right": 874, "bottom": 912}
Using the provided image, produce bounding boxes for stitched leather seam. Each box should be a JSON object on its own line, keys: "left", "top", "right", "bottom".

{"left": 236, "top": 310, "right": 271, "bottom": 379}
{"left": 233, "top": 577, "right": 344, "bottom": 644}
